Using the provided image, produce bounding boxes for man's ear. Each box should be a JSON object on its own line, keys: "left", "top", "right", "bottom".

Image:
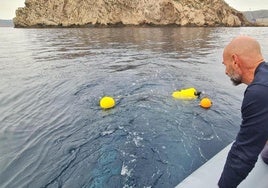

{"left": 231, "top": 54, "right": 240, "bottom": 67}
{"left": 232, "top": 54, "right": 242, "bottom": 73}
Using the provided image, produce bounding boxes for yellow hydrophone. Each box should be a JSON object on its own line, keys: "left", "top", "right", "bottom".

{"left": 172, "top": 87, "right": 199, "bottom": 100}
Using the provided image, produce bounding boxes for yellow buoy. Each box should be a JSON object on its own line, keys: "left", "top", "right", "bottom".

{"left": 200, "top": 97, "right": 212, "bottom": 109}
{"left": 100, "top": 96, "right": 115, "bottom": 109}
{"left": 172, "top": 88, "right": 199, "bottom": 100}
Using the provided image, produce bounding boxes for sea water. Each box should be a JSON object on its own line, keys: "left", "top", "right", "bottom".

{"left": 0, "top": 27, "right": 267, "bottom": 188}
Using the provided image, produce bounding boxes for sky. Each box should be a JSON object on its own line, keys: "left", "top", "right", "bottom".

{"left": 0, "top": 0, "right": 25, "bottom": 19}
{"left": 0, "top": 0, "right": 268, "bottom": 19}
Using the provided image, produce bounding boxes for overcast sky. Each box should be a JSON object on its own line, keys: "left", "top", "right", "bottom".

{"left": 0, "top": 0, "right": 268, "bottom": 19}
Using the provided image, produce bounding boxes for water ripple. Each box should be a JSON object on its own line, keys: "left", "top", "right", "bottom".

{"left": 1, "top": 27, "right": 267, "bottom": 187}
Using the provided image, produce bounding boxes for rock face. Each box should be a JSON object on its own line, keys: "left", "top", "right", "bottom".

{"left": 14, "top": 0, "right": 250, "bottom": 27}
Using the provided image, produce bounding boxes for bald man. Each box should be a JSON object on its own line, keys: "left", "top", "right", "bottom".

{"left": 219, "top": 36, "right": 268, "bottom": 187}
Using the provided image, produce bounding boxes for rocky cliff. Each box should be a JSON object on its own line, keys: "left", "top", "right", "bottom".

{"left": 14, "top": 0, "right": 250, "bottom": 27}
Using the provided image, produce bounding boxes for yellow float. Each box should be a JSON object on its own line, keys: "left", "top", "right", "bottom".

{"left": 100, "top": 96, "right": 115, "bottom": 109}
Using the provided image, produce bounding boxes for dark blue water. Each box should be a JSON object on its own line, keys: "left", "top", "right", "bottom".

{"left": 0, "top": 27, "right": 267, "bottom": 188}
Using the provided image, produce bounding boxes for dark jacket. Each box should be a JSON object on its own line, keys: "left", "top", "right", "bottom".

{"left": 218, "top": 62, "right": 268, "bottom": 188}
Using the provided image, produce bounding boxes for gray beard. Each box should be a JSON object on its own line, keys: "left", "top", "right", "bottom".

{"left": 231, "top": 76, "right": 242, "bottom": 86}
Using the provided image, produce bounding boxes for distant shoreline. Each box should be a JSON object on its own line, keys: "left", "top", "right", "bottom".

{"left": 243, "top": 10, "right": 268, "bottom": 26}
{"left": 0, "top": 19, "right": 14, "bottom": 27}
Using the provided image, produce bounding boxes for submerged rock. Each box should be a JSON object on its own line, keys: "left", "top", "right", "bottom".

{"left": 14, "top": 0, "right": 250, "bottom": 28}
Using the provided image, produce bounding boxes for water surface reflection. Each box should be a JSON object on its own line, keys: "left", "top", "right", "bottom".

{"left": 1, "top": 27, "right": 267, "bottom": 187}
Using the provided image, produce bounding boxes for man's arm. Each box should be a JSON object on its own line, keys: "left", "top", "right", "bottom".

{"left": 218, "top": 85, "right": 268, "bottom": 188}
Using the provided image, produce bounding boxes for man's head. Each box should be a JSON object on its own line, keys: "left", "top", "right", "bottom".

{"left": 222, "top": 36, "right": 264, "bottom": 85}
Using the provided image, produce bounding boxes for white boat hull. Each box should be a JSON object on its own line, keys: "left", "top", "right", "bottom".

{"left": 176, "top": 143, "right": 268, "bottom": 188}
